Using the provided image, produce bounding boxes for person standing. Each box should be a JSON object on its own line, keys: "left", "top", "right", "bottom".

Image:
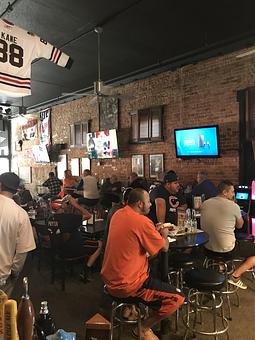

{"left": 101, "top": 188, "right": 184, "bottom": 339}
{"left": 42, "top": 171, "right": 62, "bottom": 200}
{"left": 192, "top": 171, "right": 218, "bottom": 200}
{"left": 79, "top": 169, "right": 100, "bottom": 207}
{"left": 0, "top": 172, "right": 36, "bottom": 295}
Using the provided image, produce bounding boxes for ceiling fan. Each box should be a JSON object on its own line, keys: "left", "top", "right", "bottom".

{"left": 62, "top": 27, "right": 115, "bottom": 102}
{"left": 236, "top": 48, "right": 255, "bottom": 59}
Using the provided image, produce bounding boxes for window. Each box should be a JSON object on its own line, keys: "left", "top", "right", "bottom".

{"left": 130, "top": 106, "right": 163, "bottom": 143}
{"left": 70, "top": 121, "right": 89, "bottom": 147}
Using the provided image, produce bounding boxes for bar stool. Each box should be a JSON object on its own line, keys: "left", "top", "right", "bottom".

{"left": 168, "top": 252, "right": 199, "bottom": 332}
{"left": 104, "top": 287, "right": 145, "bottom": 340}
{"left": 203, "top": 249, "right": 240, "bottom": 320}
{"left": 183, "top": 268, "right": 229, "bottom": 340}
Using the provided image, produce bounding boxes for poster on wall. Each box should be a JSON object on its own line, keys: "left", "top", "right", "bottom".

{"left": 40, "top": 108, "right": 51, "bottom": 146}
{"left": 22, "top": 118, "right": 38, "bottom": 140}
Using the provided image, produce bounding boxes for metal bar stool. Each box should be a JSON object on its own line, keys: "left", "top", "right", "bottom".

{"left": 203, "top": 250, "right": 240, "bottom": 320}
{"left": 110, "top": 299, "right": 142, "bottom": 340}
{"left": 183, "top": 268, "right": 229, "bottom": 340}
{"left": 104, "top": 286, "right": 145, "bottom": 340}
{"left": 168, "top": 252, "right": 199, "bottom": 332}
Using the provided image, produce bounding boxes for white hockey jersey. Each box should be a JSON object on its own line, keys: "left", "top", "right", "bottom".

{"left": 0, "top": 19, "right": 72, "bottom": 97}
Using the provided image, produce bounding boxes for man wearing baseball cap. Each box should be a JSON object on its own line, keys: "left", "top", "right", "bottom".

{"left": 148, "top": 170, "right": 186, "bottom": 225}
{"left": 0, "top": 172, "right": 36, "bottom": 294}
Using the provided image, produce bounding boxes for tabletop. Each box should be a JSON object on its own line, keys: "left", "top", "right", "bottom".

{"left": 170, "top": 230, "right": 209, "bottom": 250}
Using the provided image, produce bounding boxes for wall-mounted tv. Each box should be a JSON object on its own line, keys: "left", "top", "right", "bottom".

{"left": 87, "top": 129, "right": 119, "bottom": 159}
{"left": 174, "top": 125, "right": 220, "bottom": 158}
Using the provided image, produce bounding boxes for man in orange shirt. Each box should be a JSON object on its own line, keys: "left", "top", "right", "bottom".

{"left": 101, "top": 188, "right": 184, "bottom": 340}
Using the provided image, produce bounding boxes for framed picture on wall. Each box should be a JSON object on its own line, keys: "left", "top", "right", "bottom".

{"left": 149, "top": 154, "right": 164, "bottom": 178}
{"left": 99, "top": 96, "right": 119, "bottom": 130}
{"left": 131, "top": 155, "right": 144, "bottom": 177}
{"left": 18, "top": 166, "right": 32, "bottom": 184}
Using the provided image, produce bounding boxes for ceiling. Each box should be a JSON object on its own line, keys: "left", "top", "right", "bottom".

{"left": 1, "top": 0, "right": 255, "bottom": 112}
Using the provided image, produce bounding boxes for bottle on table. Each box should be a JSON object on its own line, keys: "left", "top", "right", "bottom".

{"left": 36, "top": 301, "right": 56, "bottom": 339}
{"left": 16, "top": 277, "right": 36, "bottom": 340}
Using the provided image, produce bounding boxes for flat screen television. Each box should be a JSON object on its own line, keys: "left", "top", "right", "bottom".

{"left": 32, "top": 144, "right": 50, "bottom": 163}
{"left": 174, "top": 125, "right": 220, "bottom": 158}
{"left": 235, "top": 192, "right": 249, "bottom": 201}
{"left": 87, "top": 129, "right": 119, "bottom": 159}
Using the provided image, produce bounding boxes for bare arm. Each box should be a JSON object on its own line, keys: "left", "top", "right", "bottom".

{"left": 69, "top": 197, "right": 92, "bottom": 220}
{"left": 159, "top": 227, "right": 169, "bottom": 252}
{"left": 11, "top": 253, "right": 27, "bottom": 276}
{"left": 155, "top": 197, "right": 166, "bottom": 223}
{"left": 235, "top": 217, "right": 244, "bottom": 229}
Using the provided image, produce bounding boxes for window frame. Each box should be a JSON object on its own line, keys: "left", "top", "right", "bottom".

{"left": 130, "top": 106, "right": 163, "bottom": 143}
{"left": 69, "top": 121, "right": 89, "bottom": 147}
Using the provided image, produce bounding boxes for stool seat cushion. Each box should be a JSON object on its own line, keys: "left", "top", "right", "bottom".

{"left": 184, "top": 269, "right": 225, "bottom": 291}
{"left": 169, "top": 253, "right": 198, "bottom": 268}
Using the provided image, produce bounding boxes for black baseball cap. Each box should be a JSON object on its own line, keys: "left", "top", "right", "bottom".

{"left": 0, "top": 172, "right": 20, "bottom": 192}
{"left": 163, "top": 172, "right": 178, "bottom": 183}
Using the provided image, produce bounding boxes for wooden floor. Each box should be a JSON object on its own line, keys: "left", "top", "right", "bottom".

{"left": 11, "top": 254, "right": 255, "bottom": 340}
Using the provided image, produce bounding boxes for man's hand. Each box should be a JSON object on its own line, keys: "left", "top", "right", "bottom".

{"left": 159, "top": 226, "right": 169, "bottom": 239}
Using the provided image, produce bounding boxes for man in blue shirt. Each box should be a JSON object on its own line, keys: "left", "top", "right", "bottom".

{"left": 192, "top": 171, "right": 217, "bottom": 200}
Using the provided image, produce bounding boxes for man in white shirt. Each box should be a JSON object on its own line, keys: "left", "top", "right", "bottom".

{"left": 0, "top": 172, "right": 36, "bottom": 294}
{"left": 201, "top": 180, "right": 255, "bottom": 289}
{"left": 79, "top": 169, "right": 100, "bottom": 207}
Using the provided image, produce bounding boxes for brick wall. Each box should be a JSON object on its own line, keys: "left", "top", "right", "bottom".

{"left": 13, "top": 49, "right": 255, "bottom": 189}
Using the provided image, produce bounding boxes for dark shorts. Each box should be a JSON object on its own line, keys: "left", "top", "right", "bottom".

{"left": 131, "top": 276, "right": 185, "bottom": 317}
{"left": 206, "top": 240, "right": 255, "bottom": 260}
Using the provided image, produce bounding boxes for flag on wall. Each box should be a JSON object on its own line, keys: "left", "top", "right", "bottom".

{"left": 22, "top": 118, "right": 38, "bottom": 140}
{"left": 40, "top": 108, "right": 51, "bottom": 145}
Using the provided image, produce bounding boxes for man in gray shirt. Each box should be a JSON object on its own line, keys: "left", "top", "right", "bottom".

{"left": 201, "top": 180, "right": 255, "bottom": 289}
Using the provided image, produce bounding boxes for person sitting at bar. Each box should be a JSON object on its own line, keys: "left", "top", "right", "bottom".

{"left": 13, "top": 182, "right": 33, "bottom": 208}
{"left": 101, "top": 188, "right": 185, "bottom": 339}
{"left": 192, "top": 170, "right": 217, "bottom": 200}
{"left": 42, "top": 171, "right": 62, "bottom": 200}
{"left": 61, "top": 169, "right": 78, "bottom": 195}
{"left": 148, "top": 171, "right": 186, "bottom": 226}
{"left": 201, "top": 180, "right": 255, "bottom": 289}
{"left": 48, "top": 194, "right": 102, "bottom": 282}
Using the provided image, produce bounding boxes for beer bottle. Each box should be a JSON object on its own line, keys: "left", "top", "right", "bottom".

{"left": 36, "top": 301, "right": 56, "bottom": 339}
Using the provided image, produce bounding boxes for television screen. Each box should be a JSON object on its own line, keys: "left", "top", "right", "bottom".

{"left": 235, "top": 192, "right": 249, "bottom": 201}
{"left": 32, "top": 144, "right": 50, "bottom": 163}
{"left": 87, "top": 129, "right": 119, "bottom": 159}
{"left": 174, "top": 125, "right": 219, "bottom": 158}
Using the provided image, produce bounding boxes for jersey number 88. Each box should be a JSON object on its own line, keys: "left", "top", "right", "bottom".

{"left": 0, "top": 39, "right": 24, "bottom": 67}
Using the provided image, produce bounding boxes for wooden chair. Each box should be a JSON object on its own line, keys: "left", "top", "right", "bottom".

{"left": 47, "top": 225, "right": 89, "bottom": 291}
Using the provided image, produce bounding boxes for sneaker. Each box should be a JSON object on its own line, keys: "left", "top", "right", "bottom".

{"left": 228, "top": 275, "right": 247, "bottom": 289}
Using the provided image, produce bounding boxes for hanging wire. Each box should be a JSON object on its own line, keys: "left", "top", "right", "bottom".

{"left": 0, "top": 0, "right": 20, "bottom": 18}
